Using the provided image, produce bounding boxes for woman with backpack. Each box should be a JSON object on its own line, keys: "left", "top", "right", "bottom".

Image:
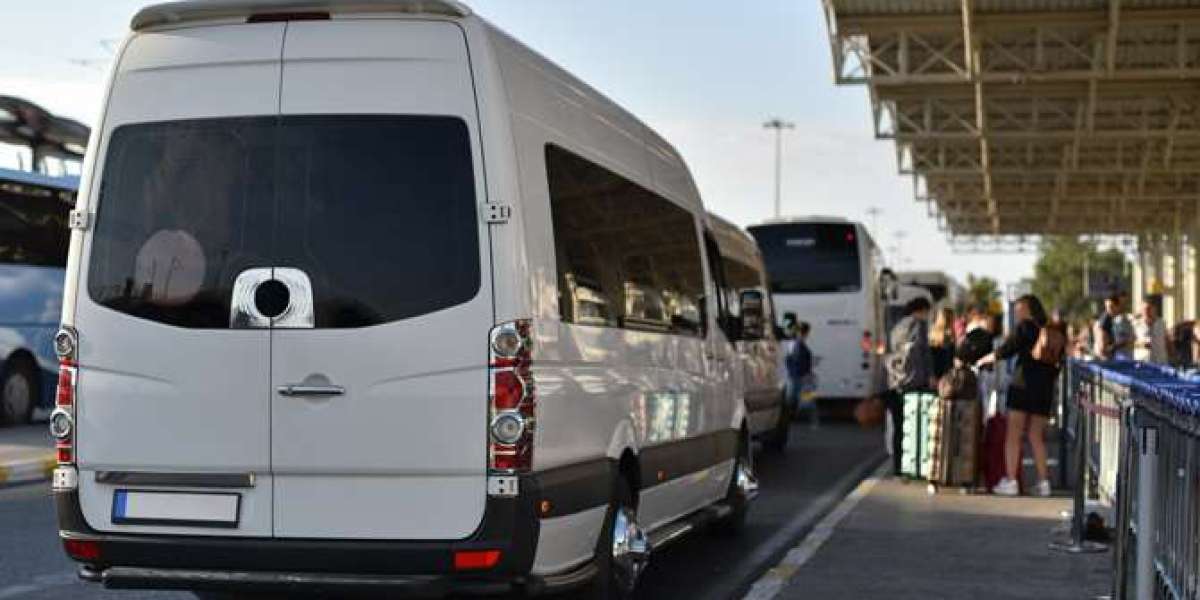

{"left": 975, "top": 295, "right": 1063, "bottom": 497}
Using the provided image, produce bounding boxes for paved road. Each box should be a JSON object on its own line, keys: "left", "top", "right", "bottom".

{"left": 0, "top": 422, "right": 884, "bottom": 600}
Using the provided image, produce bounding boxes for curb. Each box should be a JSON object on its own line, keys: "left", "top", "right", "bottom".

{"left": 743, "top": 461, "right": 889, "bottom": 600}
{"left": 698, "top": 450, "right": 888, "bottom": 600}
{"left": 0, "top": 453, "right": 56, "bottom": 487}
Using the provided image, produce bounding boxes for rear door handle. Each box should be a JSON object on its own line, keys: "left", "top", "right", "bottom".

{"left": 277, "top": 384, "right": 345, "bottom": 397}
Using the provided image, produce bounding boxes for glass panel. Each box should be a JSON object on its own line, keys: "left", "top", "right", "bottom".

{"left": 749, "top": 223, "right": 862, "bottom": 294}
{"left": 0, "top": 184, "right": 72, "bottom": 267}
{"left": 88, "top": 115, "right": 480, "bottom": 329}
{"left": 274, "top": 115, "right": 479, "bottom": 328}
{"left": 546, "top": 145, "right": 703, "bottom": 337}
{"left": 88, "top": 118, "right": 276, "bottom": 328}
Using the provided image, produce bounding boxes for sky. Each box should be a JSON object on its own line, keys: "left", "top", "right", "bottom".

{"left": 0, "top": 0, "right": 1037, "bottom": 285}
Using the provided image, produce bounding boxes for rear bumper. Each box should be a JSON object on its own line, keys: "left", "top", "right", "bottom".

{"left": 88, "top": 562, "right": 598, "bottom": 597}
{"left": 54, "top": 467, "right": 606, "bottom": 596}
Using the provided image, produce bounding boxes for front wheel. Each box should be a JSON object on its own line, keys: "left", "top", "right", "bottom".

{"left": 0, "top": 359, "right": 36, "bottom": 426}
{"left": 584, "top": 477, "right": 649, "bottom": 600}
{"left": 712, "top": 429, "right": 757, "bottom": 535}
{"left": 763, "top": 401, "right": 792, "bottom": 453}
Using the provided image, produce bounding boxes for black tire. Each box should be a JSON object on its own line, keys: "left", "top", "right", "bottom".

{"left": 0, "top": 358, "right": 37, "bottom": 426}
{"left": 583, "top": 476, "right": 646, "bottom": 600}
{"left": 763, "top": 401, "right": 792, "bottom": 453}
{"left": 712, "top": 429, "right": 755, "bottom": 536}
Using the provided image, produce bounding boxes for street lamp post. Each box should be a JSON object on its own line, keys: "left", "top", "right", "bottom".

{"left": 764, "top": 118, "right": 795, "bottom": 219}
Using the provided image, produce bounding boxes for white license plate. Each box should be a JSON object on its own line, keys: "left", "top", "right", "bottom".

{"left": 112, "top": 490, "right": 240, "bottom": 528}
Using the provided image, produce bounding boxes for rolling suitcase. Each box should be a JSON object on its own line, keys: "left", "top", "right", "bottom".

{"left": 930, "top": 398, "right": 981, "bottom": 488}
{"left": 899, "top": 392, "right": 939, "bottom": 479}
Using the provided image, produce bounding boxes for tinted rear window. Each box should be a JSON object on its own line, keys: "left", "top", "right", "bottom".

{"left": 749, "top": 223, "right": 862, "bottom": 294}
{"left": 88, "top": 116, "right": 480, "bottom": 329}
{"left": 0, "top": 182, "right": 72, "bottom": 268}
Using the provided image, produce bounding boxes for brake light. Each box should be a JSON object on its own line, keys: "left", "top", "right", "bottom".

{"left": 63, "top": 539, "right": 101, "bottom": 562}
{"left": 860, "top": 330, "right": 873, "bottom": 353}
{"left": 51, "top": 328, "right": 79, "bottom": 467}
{"left": 488, "top": 320, "right": 535, "bottom": 474}
{"left": 454, "top": 549, "right": 502, "bottom": 571}
{"left": 246, "top": 11, "right": 330, "bottom": 23}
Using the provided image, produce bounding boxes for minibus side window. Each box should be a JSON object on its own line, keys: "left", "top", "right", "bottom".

{"left": 545, "top": 144, "right": 704, "bottom": 337}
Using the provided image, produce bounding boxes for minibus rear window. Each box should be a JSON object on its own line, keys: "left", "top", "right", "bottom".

{"left": 88, "top": 115, "right": 480, "bottom": 329}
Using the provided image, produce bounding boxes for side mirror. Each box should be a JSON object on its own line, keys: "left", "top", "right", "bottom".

{"left": 739, "top": 290, "right": 765, "bottom": 341}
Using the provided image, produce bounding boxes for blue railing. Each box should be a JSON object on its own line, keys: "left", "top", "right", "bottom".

{"left": 1063, "top": 360, "right": 1200, "bottom": 600}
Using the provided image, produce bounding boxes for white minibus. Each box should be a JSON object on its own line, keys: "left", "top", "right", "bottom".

{"left": 51, "top": 2, "right": 759, "bottom": 598}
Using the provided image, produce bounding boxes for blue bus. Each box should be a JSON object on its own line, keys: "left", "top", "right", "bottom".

{"left": 0, "top": 95, "right": 88, "bottom": 425}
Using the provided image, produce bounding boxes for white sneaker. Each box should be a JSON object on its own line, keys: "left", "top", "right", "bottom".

{"left": 992, "top": 478, "right": 1019, "bottom": 496}
{"left": 1032, "top": 480, "right": 1052, "bottom": 497}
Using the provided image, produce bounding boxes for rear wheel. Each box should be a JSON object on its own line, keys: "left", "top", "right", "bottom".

{"left": 713, "top": 429, "right": 757, "bottom": 535}
{"left": 584, "top": 476, "right": 648, "bottom": 600}
{"left": 0, "top": 358, "right": 36, "bottom": 426}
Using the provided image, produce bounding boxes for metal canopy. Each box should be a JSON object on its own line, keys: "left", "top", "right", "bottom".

{"left": 822, "top": 0, "right": 1200, "bottom": 238}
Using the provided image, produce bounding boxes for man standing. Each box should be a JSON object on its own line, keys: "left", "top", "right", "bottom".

{"left": 1095, "top": 295, "right": 1134, "bottom": 360}
{"left": 786, "top": 321, "right": 818, "bottom": 428}
{"left": 1134, "top": 299, "right": 1169, "bottom": 364}
{"left": 883, "top": 297, "right": 934, "bottom": 474}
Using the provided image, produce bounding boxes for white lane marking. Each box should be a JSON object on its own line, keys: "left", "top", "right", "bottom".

{"left": 0, "top": 572, "right": 78, "bottom": 599}
{"left": 742, "top": 463, "right": 888, "bottom": 600}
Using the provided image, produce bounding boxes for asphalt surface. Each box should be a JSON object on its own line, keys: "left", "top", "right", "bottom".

{"left": 0, "top": 421, "right": 884, "bottom": 600}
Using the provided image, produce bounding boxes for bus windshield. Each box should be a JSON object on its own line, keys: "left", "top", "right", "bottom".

{"left": 0, "top": 171, "right": 73, "bottom": 268}
{"left": 749, "top": 223, "right": 862, "bottom": 294}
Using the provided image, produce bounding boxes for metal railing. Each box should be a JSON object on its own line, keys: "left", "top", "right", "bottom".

{"left": 1060, "top": 360, "right": 1200, "bottom": 600}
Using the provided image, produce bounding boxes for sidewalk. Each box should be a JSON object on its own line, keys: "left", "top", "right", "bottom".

{"left": 0, "top": 425, "right": 55, "bottom": 486}
{"left": 752, "top": 471, "right": 1112, "bottom": 599}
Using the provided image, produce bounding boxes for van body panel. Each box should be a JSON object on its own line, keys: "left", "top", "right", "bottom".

{"left": 73, "top": 22, "right": 286, "bottom": 537}
{"left": 269, "top": 19, "right": 490, "bottom": 540}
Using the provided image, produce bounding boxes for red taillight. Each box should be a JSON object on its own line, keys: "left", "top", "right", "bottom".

{"left": 52, "top": 327, "right": 79, "bottom": 467}
{"left": 63, "top": 539, "right": 101, "bottom": 562}
{"left": 493, "top": 371, "right": 524, "bottom": 410}
{"left": 454, "top": 549, "right": 502, "bottom": 571}
{"left": 489, "top": 321, "right": 535, "bottom": 474}
{"left": 56, "top": 362, "right": 75, "bottom": 407}
{"left": 860, "top": 331, "right": 873, "bottom": 353}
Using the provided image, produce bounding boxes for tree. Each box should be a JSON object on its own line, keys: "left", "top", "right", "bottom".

{"left": 1032, "top": 236, "right": 1128, "bottom": 322}
{"left": 965, "top": 274, "right": 1001, "bottom": 313}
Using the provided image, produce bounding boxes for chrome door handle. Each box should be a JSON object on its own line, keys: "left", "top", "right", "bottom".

{"left": 277, "top": 384, "right": 345, "bottom": 397}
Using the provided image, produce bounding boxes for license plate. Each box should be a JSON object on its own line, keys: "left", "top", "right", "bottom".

{"left": 112, "top": 490, "right": 240, "bottom": 528}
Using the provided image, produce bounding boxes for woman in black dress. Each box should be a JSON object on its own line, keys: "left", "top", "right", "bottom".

{"left": 976, "top": 295, "right": 1059, "bottom": 497}
{"left": 929, "top": 307, "right": 956, "bottom": 381}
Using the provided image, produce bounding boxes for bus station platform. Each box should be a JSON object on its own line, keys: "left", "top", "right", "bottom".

{"left": 752, "top": 470, "right": 1112, "bottom": 600}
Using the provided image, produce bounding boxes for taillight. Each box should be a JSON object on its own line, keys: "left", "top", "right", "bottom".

{"left": 51, "top": 327, "right": 79, "bottom": 467}
{"left": 454, "top": 549, "right": 502, "bottom": 571}
{"left": 63, "top": 539, "right": 102, "bottom": 563}
{"left": 860, "top": 330, "right": 873, "bottom": 354}
{"left": 488, "top": 320, "right": 535, "bottom": 475}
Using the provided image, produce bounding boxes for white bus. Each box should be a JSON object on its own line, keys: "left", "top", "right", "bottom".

{"left": 748, "top": 218, "right": 885, "bottom": 404}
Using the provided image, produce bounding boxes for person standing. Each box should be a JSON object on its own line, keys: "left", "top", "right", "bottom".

{"left": 1096, "top": 294, "right": 1134, "bottom": 360}
{"left": 883, "top": 297, "right": 935, "bottom": 475}
{"left": 1134, "top": 299, "right": 1169, "bottom": 364}
{"left": 976, "top": 295, "right": 1062, "bottom": 497}
{"left": 929, "top": 307, "right": 956, "bottom": 382}
{"left": 786, "top": 321, "right": 818, "bottom": 428}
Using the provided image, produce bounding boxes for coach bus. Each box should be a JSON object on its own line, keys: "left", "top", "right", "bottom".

{"left": 748, "top": 217, "right": 885, "bottom": 404}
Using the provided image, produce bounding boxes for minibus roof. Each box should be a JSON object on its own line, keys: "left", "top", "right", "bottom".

{"left": 133, "top": 0, "right": 471, "bottom": 30}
